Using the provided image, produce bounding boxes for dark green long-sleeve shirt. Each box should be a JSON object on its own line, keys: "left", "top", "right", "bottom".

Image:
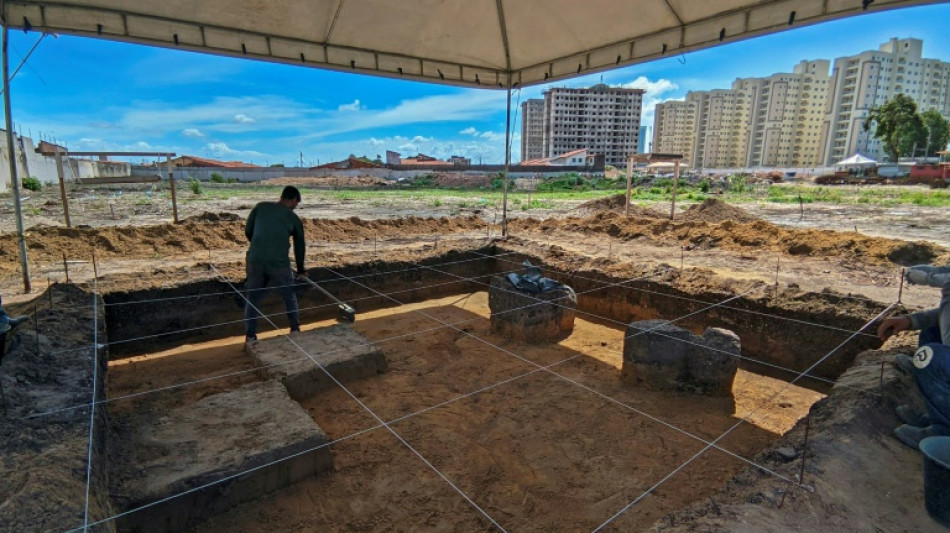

{"left": 245, "top": 202, "right": 305, "bottom": 272}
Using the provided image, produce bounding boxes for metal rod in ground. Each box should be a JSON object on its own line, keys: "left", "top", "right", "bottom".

{"left": 797, "top": 415, "right": 811, "bottom": 485}
{"left": 91, "top": 251, "right": 98, "bottom": 280}
{"left": 775, "top": 257, "right": 781, "bottom": 286}
{"left": 2, "top": 25, "right": 32, "bottom": 293}
{"left": 680, "top": 246, "right": 684, "bottom": 270}
{"left": 63, "top": 253, "right": 69, "bottom": 283}
{"left": 898, "top": 268, "right": 905, "bottom": 303}
{"left": 798, "top": 194, "right": 804, "bottom": 220}
{"left": 501, "top": 79, "right": 512, "bottom": 237}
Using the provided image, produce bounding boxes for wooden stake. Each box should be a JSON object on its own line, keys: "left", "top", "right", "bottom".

{"left": 798, "top": 194, "right": 804, "bottom": 220}
{"left": 62, "top": 253, "right": 69, "bottom": 283}
{"left": 899, "top": 268, "right": 905, "bottom": 303}
{"left": 54, "top": 149, "right": 71, "bottom": 228}
{"left": 91, "top": 251, "right": 98, "bottom": 280}
{"left": 167, "top": 154, "right": 179, "bottom": 224}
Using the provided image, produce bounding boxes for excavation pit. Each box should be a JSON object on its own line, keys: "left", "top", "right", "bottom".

{"left": 246, "top": 324, "right": 387, "bottom": 401}
{"left": 5, "top": 247, "right": 890, "bottom": 532}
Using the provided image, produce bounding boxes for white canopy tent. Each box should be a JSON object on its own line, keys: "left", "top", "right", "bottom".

{"left": 0, "top": 0, "right": 936, "bottom": 291}
{"left": 0, "top": 0, "right": 934, "bottom": 89}
{"left": 835, "top": 153, "right": 878, "bottom": 167}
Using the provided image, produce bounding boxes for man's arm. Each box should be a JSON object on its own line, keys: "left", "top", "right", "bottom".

{"left": 292, "top": 215, "right": 305, "bottom": 274}
{"left": 245, "top": 206, "right": 257, "bottom": 242}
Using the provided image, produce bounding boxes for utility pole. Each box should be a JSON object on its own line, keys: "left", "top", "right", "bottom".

{"left": 2, "top": 25, "right": 31, "bottom": 292}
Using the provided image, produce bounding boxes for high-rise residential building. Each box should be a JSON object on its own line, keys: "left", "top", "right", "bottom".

{"left": 652, "top": 37, "right": 950, "bottom": 169}
{"left": 746, "top": 60, "right": 832, "bottom": 167}
{"left": 652, "top": 100, "right": 696, "bottom": 160}
{"left": 520, "top": 99, "right": 545, "bottom": 162}
{"left": 822, "top": 38, "right": 950, "bottom": 165}
{"left": 688, "top": 85, "right": 754, "bottom": 169}
{"left": 534, "top": 84, "right": 644, "bottom": 167}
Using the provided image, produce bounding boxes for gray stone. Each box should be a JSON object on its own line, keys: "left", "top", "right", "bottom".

{"left": 621, "top": 320, "right": 739, "bottom": 396}
{"left": 774, "top": 446, "right": 799, "bottom": 462}
{"left": 489, "top": 276, "right": 576, "bottom": 344}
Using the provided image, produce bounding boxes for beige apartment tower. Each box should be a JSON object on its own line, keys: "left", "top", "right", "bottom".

{"left": 822, "top": 38, "right": 950, "bottom": 165}
{"left": 652, "top": 100, "right": 696, "bottom": 161}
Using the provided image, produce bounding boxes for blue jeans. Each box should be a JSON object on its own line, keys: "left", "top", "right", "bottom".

{"left": 244, "top": 263, "right": 299, "bottom": 337}
{"left": 915, "top": 323, "right": 950, "bottom": 434}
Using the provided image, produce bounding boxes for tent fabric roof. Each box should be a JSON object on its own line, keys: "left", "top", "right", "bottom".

{"left": 2, "top": 0, "right": 932, "bottom": 88}
{"left": 836, "top": 154, "right": 877, "bottom": 166}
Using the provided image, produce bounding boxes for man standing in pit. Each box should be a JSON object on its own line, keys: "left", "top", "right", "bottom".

{"left": 243, "top": 186, "right": 306, "bottom": 342}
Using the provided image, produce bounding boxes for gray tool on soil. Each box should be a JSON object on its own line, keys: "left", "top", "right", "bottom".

{"left": 301, "top": 276, "right": 356, "bottom": 322}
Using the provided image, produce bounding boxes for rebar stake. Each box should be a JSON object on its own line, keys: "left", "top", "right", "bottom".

{"left": 62, "top": 253, "right": 69, "bottom": 283}
{"left": 798, "top": 415, "right": 811, "bottom": 486}
{"left": 775, "top": 256, "right": 781, "bottom": 287}
{"left": 898, "top": 268, "right": 905, "bottom": 303}
{"left": 91, "top": 251, "right": 98, "bottom": 281}
{"left": 879, "top": 360, "right": 887, "bottom": 401}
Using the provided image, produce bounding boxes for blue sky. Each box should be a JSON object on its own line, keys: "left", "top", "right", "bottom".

{"left": 6, "top": 3, "right": 950, "bottom": 166}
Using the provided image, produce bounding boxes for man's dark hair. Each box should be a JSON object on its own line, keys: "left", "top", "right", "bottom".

{"left": 280, "top": 186, "right": 301, "bottom": 202}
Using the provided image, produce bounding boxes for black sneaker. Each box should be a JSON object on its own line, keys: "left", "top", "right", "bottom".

{"left": 896, "top": 404, "right": 931, "bottom": 427}
{"left": 894, "top": 424, "right": 936, "bottom": 450}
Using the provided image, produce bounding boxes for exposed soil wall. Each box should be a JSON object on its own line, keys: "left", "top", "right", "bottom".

{"left": 0, "top": 285, "right": 114, "bottom": 532}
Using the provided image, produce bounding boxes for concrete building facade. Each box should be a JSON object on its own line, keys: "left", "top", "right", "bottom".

{"left": 822, "top": 38, "right": 950, "bottom": 164}
{"left": 537, "top": 84, "right": 644, "bottom": 167}
{"left": 653, "top": 37, "right": 950, "bottom": 169}
{"left": 520, "top": 99, "right": 545, "bottom": 162}
{"left": 652, "top": 100, "right": 696, "bottom": 162}
{"left": 746, "top": 60, "right": 831, "bottom": 167}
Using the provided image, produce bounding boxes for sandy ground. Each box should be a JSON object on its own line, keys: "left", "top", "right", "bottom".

{"left": 108, "top": 293, "right": 821, "bottom": 532}
{"left": 5, "top": 188, "right": 950, "bottom": 531}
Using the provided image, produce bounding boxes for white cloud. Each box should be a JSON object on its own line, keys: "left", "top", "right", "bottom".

{"left": 233, "top": 114, "right": 256, "bottom": 124}
{"left": 618, "top": 76, "right": 678, "bottom": 95}
{"left": 397, "top": 143, "right": 418, "bottom": 153}
{"left": 182, "top": 128, "right": 204, "bottom": 138}
{"left": 612, "top": 76, "right": 681, "bottom": 130}
{"left": 460, "top": 126, "right": 505, "bottom": 142}
{"left": 337, "top": 99, "right": 362, "bottom": 112}
{"left": 205, "top": 141, "right": 271, "bottom": 161}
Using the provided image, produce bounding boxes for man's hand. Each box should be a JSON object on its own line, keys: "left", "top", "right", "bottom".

{"left": 295, "top": 271, "right": 310, "bottom": 283}
{"left": 877, "top": 315, "right": 911, "bottom": 342}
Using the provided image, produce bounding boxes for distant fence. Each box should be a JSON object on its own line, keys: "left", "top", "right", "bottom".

{"left": 131, "top": 164, "right": 605, "bottom": 183}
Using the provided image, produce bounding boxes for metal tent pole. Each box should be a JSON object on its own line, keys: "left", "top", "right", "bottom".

{"left": 2, "top": 24, "right": 31, "bottom": 292}
{"left": 501, "top": 81, "right": 512, "bottom": 237}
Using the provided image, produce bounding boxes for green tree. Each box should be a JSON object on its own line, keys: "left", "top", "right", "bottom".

{"left": 921, "top": 109, "right": 950, "bottom": 157}
{"left": 864, "top": 94, "right": 927, "bottom": 161}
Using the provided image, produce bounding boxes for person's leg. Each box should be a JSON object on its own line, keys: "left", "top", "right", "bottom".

{"left": 273, "top": 267, "right": 300, "bottom": 332}
{"left": 939, "top": 282, "right": 950, "bottom": 346}
{"left": 913, "top": 343, "right": 950, "bottom": 434}
{"left": 243, "top": 263, "right": 268, "bottom": 339}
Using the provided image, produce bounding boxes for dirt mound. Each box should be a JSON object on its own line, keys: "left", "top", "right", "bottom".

{"left": 576, "top": 194, "right": 666, "bottom": 218}
{"left": 678, "top": 198, "right": 760, "bottom": 223}
{"left": 181, "top": 212, "right": 243, "bottom": 223}
{"left": 0, "top": 216, "right": 487, "bottom": 272}
{"left": 510, "top": 212, "right": 949, "bottom": 265}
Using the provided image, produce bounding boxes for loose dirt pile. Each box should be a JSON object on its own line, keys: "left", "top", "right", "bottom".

{"left": 679, "top": 198, "right": 760, "bottom": 223}
{"left": 576, "top": 194, "right": 667, "bottom": 218}
{"left": 0, "top": 214, "right": 488, "bottom": 275}
{"left": 512, "top": 212, "right": 948, "bottom": 266}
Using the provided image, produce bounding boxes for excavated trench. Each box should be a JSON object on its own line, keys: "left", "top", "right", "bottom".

{"left": 94, "top": 245, "right": 886, "bottom": 531}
